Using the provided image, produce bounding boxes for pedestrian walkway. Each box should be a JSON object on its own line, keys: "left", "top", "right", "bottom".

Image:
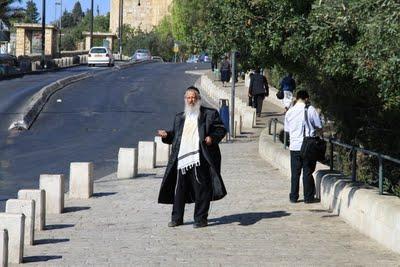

{"left": 18, "top": 142, "right": 400, "bottom": 266}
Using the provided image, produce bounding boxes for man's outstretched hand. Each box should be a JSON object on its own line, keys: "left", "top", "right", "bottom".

{"left": 157, "top": 130, "right": 168, "bottom": 138}
{"left": 205, "top": 136, "right": 213, "bottom": 146}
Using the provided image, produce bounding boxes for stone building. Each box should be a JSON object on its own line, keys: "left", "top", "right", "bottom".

{"left": 14, "top": 23, "right": 58, "bottom": 57}
{"left": 109, "top": 0, "right": 173, "bottom": 33}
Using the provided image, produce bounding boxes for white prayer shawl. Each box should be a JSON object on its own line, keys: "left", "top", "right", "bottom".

{"left": 178, "top": 113, "right": 200, "bottom": 174}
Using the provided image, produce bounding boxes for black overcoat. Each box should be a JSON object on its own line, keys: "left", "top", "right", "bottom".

{"left": 158, "top": 106, "right": 227, "bottom": 204}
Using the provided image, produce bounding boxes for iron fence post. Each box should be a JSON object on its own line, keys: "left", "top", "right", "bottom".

{"left": 378, "top": 156, "right": 383, "bottom": 195}
{"left": 283, "top": 130, "right": 287, "bottom": 149}
{"left": 273, "top": 119, "right": 277, "bottom": 143}
{"left": 351, "top": 147, "right": 357, "bottom": 182}
{"left": 330, "top": 139, "right": 334, "bottom": 171}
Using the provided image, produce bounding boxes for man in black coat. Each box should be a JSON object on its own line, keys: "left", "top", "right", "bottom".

{"left": 157, "top": 86, "right": 227, "bottom": 228}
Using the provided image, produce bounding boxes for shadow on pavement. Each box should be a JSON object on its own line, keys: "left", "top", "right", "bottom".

{"left": 209, "top": 211, "right": 291, "bottom": 226}
{"left": 44, "top": 224, "right": 75, "bottom": 230}
{"left": 136, "top": 173, "right": 157, "bottom": 178}
{"left": 34, "top": 238, "right": 70, "bottom": 245}
{"left": 64, "top": 206, "right": 90, "bottom": 213}
{"left": 23, "top": 255, "right": 62, "bottom": 263}
{"left": 93, "top": 192, "right": 117, "bottom": 198}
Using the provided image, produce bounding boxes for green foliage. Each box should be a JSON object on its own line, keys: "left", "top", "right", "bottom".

{"left": 122, "top": 17, "right": 175, "bottom": 61}
{"left": 61, "top": 12, "right": 110, "bottom": 51}
{"left": 24, "top": 0, "right": 39, "bottom": 23}
{"left": 72, "top": 1, "right": 84, "bottom": 25}
{"left": 1, "top": 0, "right": 24, "bottom": 25}
{"left": 168, "top": 0, "right": 400, "bottom": 195}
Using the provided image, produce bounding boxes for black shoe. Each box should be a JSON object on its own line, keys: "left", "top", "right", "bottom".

{"left": 193, "top": 221, "right": 208, "bottom": 228}
{"left": 290, "top": 199, "right": 297, "bottom": 203}
{"left": 168, "top": 220, "right": 183, "bottom": 227}
{"left": 304, "top": 198, "right": 320, "bottom": 204}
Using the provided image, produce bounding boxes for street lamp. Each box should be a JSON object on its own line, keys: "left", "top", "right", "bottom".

{"left": 41, "top": 0, "right": 46, "bottom": 68}
{"left": 55, "top": 0, "right": 62, "bottom": 58}
{"left": 89, "top": 0, "right": 94, "bottom": 49}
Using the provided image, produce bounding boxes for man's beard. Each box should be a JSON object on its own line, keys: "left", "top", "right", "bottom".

{"left": 184, "top": 100, "right": 201, "bottom": 117}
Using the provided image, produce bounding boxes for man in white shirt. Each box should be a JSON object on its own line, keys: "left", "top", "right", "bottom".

{"left": 284, "top": 90, "right": 322, "bottom": 203}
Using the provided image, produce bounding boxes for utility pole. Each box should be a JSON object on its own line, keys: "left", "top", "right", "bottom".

{"left": 230, "top": 51, "right": 236, "bottom": 138}
{"left": 56, "top": 0, "right": 62, "bottom": 58}
{"left": 89, "top": 0, "right": 94, "bottom": 49}
{"left": 41, "top": 0, "right": 46, "bottom": 68}
{"left": 118, "top": 0, "right": 123, "bottom": 60}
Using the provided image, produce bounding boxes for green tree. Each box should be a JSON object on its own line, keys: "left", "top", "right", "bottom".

{"left": 61, "top": 9, "right": 74, "bottom": 28}
{"left": 0, "top": 0, "right": 24, "bottom": 25}
{"left": 24, "top": 0, "right": 40, "bottom": 23}
{"left": 72, "top": 1, "right": 84, "bottom": 25}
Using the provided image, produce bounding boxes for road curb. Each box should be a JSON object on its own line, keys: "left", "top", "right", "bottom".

{"left": 8, "top": 72, "right": 93, "bottom": 130}
{"left": 7, "top": 60, "right": 153, "bottom": 131}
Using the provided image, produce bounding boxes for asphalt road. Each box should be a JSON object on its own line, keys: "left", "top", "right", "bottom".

{"left": 0, "top": 62, "right": 209, "bottom": 210}
{"left": 0, "top": 65, "right": 113, "bottom": 131}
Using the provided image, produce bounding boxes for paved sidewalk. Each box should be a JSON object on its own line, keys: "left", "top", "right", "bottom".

{"left": 17, "top": 142, "right": 400, "bottom": 266}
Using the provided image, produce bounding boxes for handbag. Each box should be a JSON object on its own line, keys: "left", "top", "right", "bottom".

{"left": 276, "top": 90, "right": 284, "bottom": 100}
{"left": 300, "top": 105, "right": 326, "bottom": 161}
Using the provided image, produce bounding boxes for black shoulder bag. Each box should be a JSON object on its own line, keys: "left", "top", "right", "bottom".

{"left": 300, "top": 106, "right": 326, "bottom": 162}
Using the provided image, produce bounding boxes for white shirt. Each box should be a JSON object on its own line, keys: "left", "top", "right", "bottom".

{"left": 284, "top": 102, "right": 322, "bottom": 151}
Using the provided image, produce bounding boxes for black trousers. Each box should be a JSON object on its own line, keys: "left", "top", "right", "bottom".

{"left": 290, "top": 151, "right": 316, "bottom": 202}
{"left": 172, "top": 164, "right": 212, "bottom": 223}
{"left": 253, "top": 94, "right": 265, "bottom": 114}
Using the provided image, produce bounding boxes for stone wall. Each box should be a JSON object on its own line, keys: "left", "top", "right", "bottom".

{"left": 110, "top": 0, "right": 172, "bottom": 33}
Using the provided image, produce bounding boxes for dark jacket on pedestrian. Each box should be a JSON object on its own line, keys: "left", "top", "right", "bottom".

{"left": 249, "top": 73, "right": 269, "bottom": 96}
{"left": 280, "top": 75, "right": 296, "bottom": 92}
{"left": 158, "top": 106, "right": 227, "bottom": 204}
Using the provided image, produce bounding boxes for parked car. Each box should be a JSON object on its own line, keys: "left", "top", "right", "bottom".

{"left": 199, "top": 53, "right": 211, "bottom": 63}
{"left": 131, "top": 49, "right": 152, "bottom": 61}
{"left": 151, "top": 56, "right": 164, "bottom": 62}
{"left": 186, "top": 55, "right": 199, "bottom": 63}
{"left": 87, "top": 47, "right": 114, "bottom": 67}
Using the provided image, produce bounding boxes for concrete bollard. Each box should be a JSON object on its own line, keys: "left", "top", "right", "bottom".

{"left": 18, "top": 189, "right": 45, "bottom": 231}
{"left": 39, "top": 174, "right": 64, "bottom": 214}
{"left": 31, "top": 61, "right": 37, "bottom": 71}
{"left": 138, "top": 141, "right": 156, "bottom": 170}
{"left": 5, "top": 200, "right": 35, "bottom": 246}
{"left": 69, "top": 162, "right": 94, "bottom": 199}
{"left": 0, "top": 229, "right": 8, "bottom": 267}
{"left": 0, "top": 213, "right": 24, "bottom": 264}
{"left": 154, "top": 136, "right": 170, "bottom": 166}
{"left": 117, "top": 148, "right": 138, "bottom": 179}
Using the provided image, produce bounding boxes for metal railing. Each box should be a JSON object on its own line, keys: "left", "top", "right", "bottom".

{"left": 268, "top": 118, "right": 400, "bottom": 195}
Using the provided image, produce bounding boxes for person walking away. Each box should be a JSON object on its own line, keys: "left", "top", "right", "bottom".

{"left": 157, "top": 86, "right": 227, "bottom": 228}
{"left": 248, "top": 68, "right": 269, "bottom": 117}
{"left": 280, "top": 73, "right": 296, "bottom": 111}
{"left": 284, "top": 90, "right": 322, "bottom": 203}
{"left": 220, "top": 56, "right": 231, "bottom": 87}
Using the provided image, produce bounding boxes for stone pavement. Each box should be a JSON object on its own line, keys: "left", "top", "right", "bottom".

{"left": 16, "top": 141, "right": 400, "bottom": 266}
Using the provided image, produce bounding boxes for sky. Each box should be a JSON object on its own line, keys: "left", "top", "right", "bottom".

{"left": 18, "top": 0, "right": 110, "bottom": 23}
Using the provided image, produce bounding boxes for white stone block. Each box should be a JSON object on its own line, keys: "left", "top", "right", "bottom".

{"left": 138, "top": 141, "right": 156, "bottom": 170}
{"left": 69, "top": 162, "right": 94, "bottom": 199}
{"left": 0, "top": 213, "right": 24, "bottom": 264}
{"left": 39, "top": 174, "right": 64, "bottom": 214}
{"left": 0, "top": 229, "right": 8, "bottom": 267}
{"left": 154, "top": 136, "right": 170, "bottom": 166}
{"left": 117, "top": 148, "right": 138, "bottom": 179}
{"left": 18, "top": 189, "right": 45, "bottom": 231}
{"left": 5, "top": 199, "right": 35, "bottom": 246}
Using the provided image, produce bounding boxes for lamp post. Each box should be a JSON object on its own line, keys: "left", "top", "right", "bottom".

{"left": 118, "top": 0, "right": 123, "bottom": 60}
{"left": 230, "top": 50, "right": 236, "bottom": 138}
{"left": 56, "top": 0, "right": 62, "bottom": 58}
{"left": 41, "top": 0, "right": 46, "bottom": 68}
{"left": 89, "top": 0, "right": 94, "bottom": 49}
